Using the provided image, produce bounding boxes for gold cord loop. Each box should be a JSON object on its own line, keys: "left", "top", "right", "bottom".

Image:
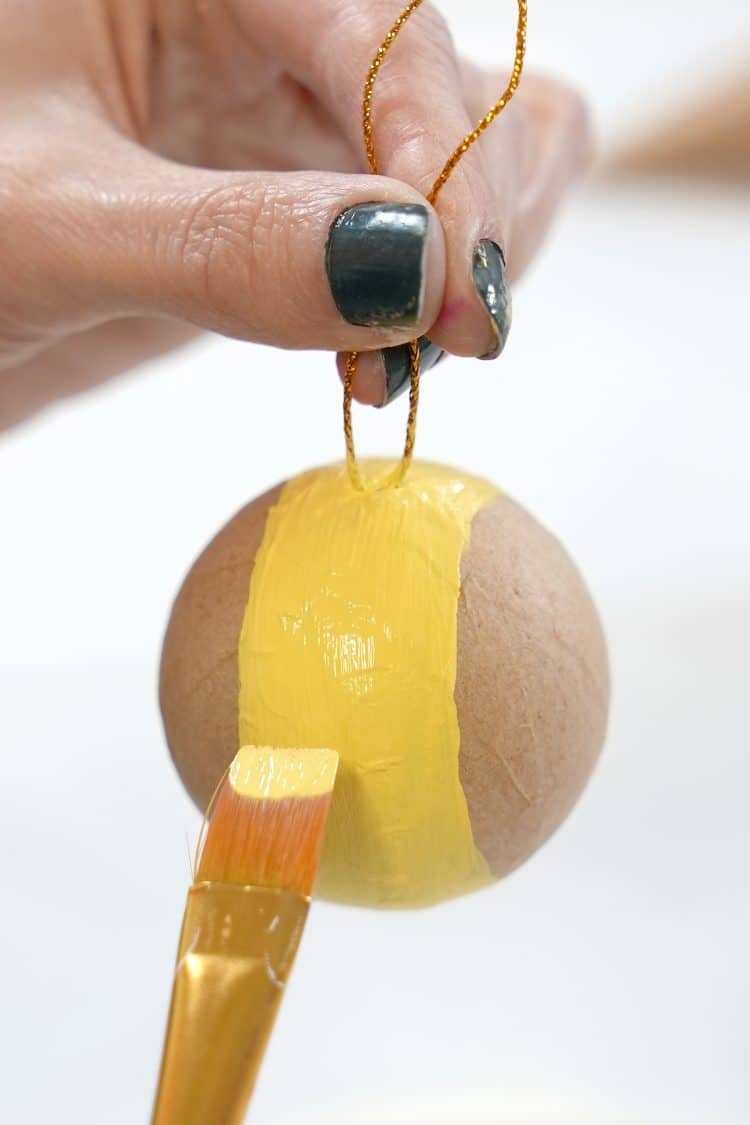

{"left": 344, "top": 0, "right": 528, "bottom": 490}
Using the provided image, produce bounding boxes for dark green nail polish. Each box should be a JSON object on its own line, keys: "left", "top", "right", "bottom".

{"left": 473, "top": 239, "right": 512, "bottom": 359}
{"left": 379, "top": 336, "right": 446, "bottom": 407}
{"left": 325, "top": 203, "right": 429, "bottom": 328}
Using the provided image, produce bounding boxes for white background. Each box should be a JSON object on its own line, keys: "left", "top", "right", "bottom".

{"left": 1, "top": 1, "right": 748, "bottom": 1122}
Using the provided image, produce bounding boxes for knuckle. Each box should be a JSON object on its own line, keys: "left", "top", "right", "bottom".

{"left": 530, "top": 74, "right": 590, "bottom": 132}
{"left": 412, "top": 2, "right": 455, "bottom": 57}
{"left": 312, "top": 5, "right": 375, "bottom": 106}
{"left": 561, "top": 84, "right": 592, "bottom": 149}
{"left": 316, "top": 0, "right": 456, "bottom": 103}
{"left": 0, "top": 169, "right": 65, "bottom": 348}
{"left": 167, "top": 182, "right": 283, "bottom": 321}
{"left": 526, "top": 75, "right": 592, "bottom": 169}
{"left": 331, "top": 2, "right": 459, "bottom": 189}
{"left": 162, "top": 178, "right": 315, "bottom": 342}
{"left": 171, "top": 184, "right": 257, "bottom": 303}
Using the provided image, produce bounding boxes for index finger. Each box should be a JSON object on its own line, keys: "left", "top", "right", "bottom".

{"left": 235, "top": 0, "right": 516, "bottom": 359}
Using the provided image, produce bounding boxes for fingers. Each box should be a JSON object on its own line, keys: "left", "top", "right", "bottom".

{"left": 338, "top": 69, "right": 590, "bottom": 407}
{"left": 506, "top": 74, "right": 592, "bottom": 277}
{"left": 233, "top": 0, "right": 511, "bottom": 359}
{"left": 5, "top": 128, "right": 447, "bottom": 354}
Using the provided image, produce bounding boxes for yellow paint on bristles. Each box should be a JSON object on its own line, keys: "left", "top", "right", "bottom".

{"left": 153, "top": 746, "right": 335, "bottom": 1125}
{"left": 229, "top": 745, "right": 338, "bottom": 800}
{"left": 238, "top": 460, "right": 498, "bottom": 908}
{"left": 197, "top": 746, "right": 338, "bottom": 895}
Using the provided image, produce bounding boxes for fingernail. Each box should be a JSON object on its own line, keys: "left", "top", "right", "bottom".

{"left": 325, "top": 202, "right": 429, "bottom": 328}
{"left": 379, "top": 336, "right": 447, "bottom": 407}
{"left": 473, "top": 239, "right": 512, "bottom": 360}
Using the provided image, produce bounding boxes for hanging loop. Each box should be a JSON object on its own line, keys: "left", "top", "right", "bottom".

{"left": 344, "top": 0, "right": 528, "bottom": 491}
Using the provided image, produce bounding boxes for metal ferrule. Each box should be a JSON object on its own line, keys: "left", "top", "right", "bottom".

{"left": 151, "top": 882, "right": 309, "bottom": 1125}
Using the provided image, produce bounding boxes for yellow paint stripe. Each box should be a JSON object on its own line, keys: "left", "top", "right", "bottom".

{"left": 238, "top": 460, "right": 497, "bottom": 907}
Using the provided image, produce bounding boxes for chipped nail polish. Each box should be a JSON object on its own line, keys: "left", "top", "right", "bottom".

{"left": 325, "top": 202, "right": 429, "bottom": 328}
{"left": 473, "top": 239, "right": 512, "bottom": 360}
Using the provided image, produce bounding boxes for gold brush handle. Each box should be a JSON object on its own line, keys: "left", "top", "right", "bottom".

{"left": 152, "top": 883, "right": 309, "bottom": 1125}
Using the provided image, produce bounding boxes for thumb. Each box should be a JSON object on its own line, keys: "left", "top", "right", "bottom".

{"left": 43, "top": 141, "right": 446, "bottom": 353}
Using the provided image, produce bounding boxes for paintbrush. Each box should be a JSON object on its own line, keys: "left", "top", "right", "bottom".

{"left": 151, "top": 745, "right": 338, "bottom": 1125}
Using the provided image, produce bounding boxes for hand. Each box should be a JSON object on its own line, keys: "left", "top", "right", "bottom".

{"left": 0, "top": 0, "right": 589, "bottom": 430}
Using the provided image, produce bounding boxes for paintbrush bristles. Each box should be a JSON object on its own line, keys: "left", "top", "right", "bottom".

{"left": 196, "top": 747, "right": 338, "bottom": 896}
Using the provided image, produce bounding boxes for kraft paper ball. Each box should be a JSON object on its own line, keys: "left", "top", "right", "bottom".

{"left": 160, "top": 462, "right": 609, "bottom": 907}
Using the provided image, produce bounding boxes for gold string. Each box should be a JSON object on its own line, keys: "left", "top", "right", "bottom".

{"left": 343, "top": 0, "right": 528, "bottom": 491}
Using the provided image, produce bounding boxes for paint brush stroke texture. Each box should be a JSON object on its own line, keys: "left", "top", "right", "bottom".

{"left": 237, "top": 460, "right": 498, "bottom": 908}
